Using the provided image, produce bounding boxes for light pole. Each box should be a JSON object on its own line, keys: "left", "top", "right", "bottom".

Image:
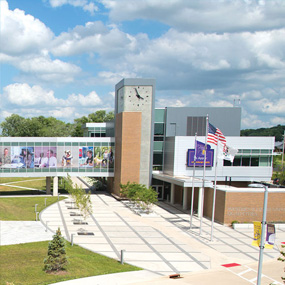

{"left": 249, "top": 183, "right": 268, "bottom": 285}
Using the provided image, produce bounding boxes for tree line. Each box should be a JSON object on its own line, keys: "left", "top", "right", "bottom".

{"left": 0, "top": 111, "right": 114, "bottom": 137}
{"left": 241, "top": 124, "right": 285, "bottom": 141}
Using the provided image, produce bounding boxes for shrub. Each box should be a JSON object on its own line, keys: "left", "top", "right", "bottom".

{"left": 120, "top": 182, "right": 158, "bottom": 213}
{"left": 44, "top": 228, "right": 68, "bottom": 272}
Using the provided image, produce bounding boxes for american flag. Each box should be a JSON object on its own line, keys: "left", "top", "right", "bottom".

{"left": 207, "top": 123, "right": 226, "bottom": 146}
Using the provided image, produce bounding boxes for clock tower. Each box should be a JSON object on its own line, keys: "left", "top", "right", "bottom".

{"left": 114, "top": 78, "right": 155, "bottom": 196}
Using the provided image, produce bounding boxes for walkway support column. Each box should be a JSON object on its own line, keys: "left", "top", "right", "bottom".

{"left": 53, "top": 176, "right": 58, "bottom": 197}
{"left": 170, "top": 183, "right": 175, "bottom": 204}
{"left": 183, "top": 187, "right": 188, "bottom": 210}
{"left": 46, "top": 177, "right": 51, "bottom": 195}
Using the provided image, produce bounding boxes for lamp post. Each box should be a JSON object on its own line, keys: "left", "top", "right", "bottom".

{"left": 248, "top": 183, "right": 268, "bottom": 285}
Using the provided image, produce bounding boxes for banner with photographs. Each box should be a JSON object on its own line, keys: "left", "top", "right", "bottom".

{"left": 0, "top": 145, "right": 114, "bottom": 170}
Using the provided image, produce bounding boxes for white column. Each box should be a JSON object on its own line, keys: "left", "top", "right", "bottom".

{"left": 53, "top": 176, "right": 58, "bottom": 197}
{"left": 183, "top": 187, "right": 188, "bottom": 210}
{"left": 197, "top": 187, "right": 203, "bottom": 218}
{"left": 170, "top": 183, "right": 175, "bottom": 204}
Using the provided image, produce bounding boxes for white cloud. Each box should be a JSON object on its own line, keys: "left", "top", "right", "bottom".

{"left": 102, "top": 0, "right": 285, "bottom": 33}
{"left": 3, "top": 83, "right": 59, "bottom": 106}
{"left": 16, "top": 56, "right": 81, "bottom": 83}
{"left": 67, "top": 91, "right": 102, "bottom": 106}
{"left": 2, "top": 83, "right": 102, "bottom": 108}
{"left": 0, "top": 1, "right": 54, "bottom": 56}
{"left": 156, "top": 98, "right": 186, "bottom": 108}
{"left": 51, "top": 22, "right": 133, "bottom": 57}
{"left": 49, "top": 0, "right": 98, "bottom": 15}
{"left": 209, "top": 100, "right": 233, "bottom": 108}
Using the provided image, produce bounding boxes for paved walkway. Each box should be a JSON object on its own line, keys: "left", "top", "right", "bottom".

{"left": 1, "top": 179, "right": 285, "bottom": 284}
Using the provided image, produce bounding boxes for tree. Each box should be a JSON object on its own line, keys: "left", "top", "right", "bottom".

{"left": 44, "top": 228, "right": 68, "bottom": 272}
{"left": 64, "top": 174, "right": 93, "bottom": 220}
{"left": 0, "top": 114, "right": 73, "bottom": 137}
{"left": 120, "top": 182, "right": 158, "bottom": 213}
{"left": 0, "top": 114, "right": 28, "bottom": 136}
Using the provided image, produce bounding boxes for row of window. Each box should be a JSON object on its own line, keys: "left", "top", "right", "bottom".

{"left": 224, "top": 156, "right": 272, "bottom": 167}
{"left": 0, "top": 142, "right": 114, "bottom": 147}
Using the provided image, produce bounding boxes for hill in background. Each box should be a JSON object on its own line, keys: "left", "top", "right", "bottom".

{"left": 241, "top": 125, "right": 285, "bottom": 141}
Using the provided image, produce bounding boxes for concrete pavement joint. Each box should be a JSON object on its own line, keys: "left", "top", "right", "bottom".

{"left": 58, "top": 201, "right": 70, "bottom": 241}
{"left": 158, "top": 202, "right": 277, "bottom": 261}
{"left": 114, "top": 212, "right": 181, "bottom": 274}
{"left": 89, "top": 211, "right": 121, "bottom": 259}
{"left": 153, "top": 227, "right": 209, "bottom": 270}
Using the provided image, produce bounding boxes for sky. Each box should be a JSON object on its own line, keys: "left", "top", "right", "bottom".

{"left": 0, "top": 0, "right": 285, "bottom": 129}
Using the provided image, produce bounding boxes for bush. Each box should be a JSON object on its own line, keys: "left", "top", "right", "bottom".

{"left": 120, "top": 182, "right": 158, "bottom": 213}
{"left": 44, "top": 228, "right": 68, "bottom": 272}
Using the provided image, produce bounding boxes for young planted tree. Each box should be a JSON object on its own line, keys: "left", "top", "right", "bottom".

{"left": 65, "top": 174, "right": 93, "bottom": 221}
{"left": 44, "top": 228, "right": 68, "bottom": 272}
{"left": 74, "top": 185, "right": 93, "bottom": 220}
{"left": 120, "top": 182, "right": 158, "bottom": 213}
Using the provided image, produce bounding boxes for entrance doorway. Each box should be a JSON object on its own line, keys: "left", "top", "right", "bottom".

{"left": 153, "top": 185, "right": 164, "bottom": 200}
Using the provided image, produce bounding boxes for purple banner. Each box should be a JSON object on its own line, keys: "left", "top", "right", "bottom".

{"left": 187, "top": 141, "right": 214, "bottom": 167}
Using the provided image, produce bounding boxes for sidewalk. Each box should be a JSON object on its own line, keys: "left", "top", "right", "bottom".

{"left": 1, "top": 184, "right": 284, "bottom": 284}
{"left": 40, "top": 188, "right": 284, "bottom": 284}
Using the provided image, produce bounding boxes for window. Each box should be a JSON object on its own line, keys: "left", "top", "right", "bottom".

{"left": 153, "top": 153, "right": 163, "bottom": 165}
{"left": 251, "top": 157, "right": 259, "bottom": 166}
{"left": 154, "top": 123, "right": 164, "bottom": 135}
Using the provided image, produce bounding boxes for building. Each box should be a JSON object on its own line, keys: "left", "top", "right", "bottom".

{"left": 0, "top": 78, "right": 284, "bottom": 224}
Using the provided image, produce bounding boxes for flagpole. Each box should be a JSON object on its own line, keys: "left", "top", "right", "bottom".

{"left": 190, "top": 132, "right": 197, "bottom": 230}
{"left": 210, "top": 134, "right": 219, "bottom": 241}
{"left": 282, "top": 131, "right": 285, "bottom": 172}
{"left": 200, "top": 115, "right": 208, "bottom": 236}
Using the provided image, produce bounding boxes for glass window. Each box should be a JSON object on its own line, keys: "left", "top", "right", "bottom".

{"left": 242, "top": 157, "right": 250, "bottom": 166}
{"left": 153, "top": 153, "right": 163, "bottom": 165}
{"left": 260, "top": 157, "right": 269, "bottom": 166}
{"left": 251, "top": 149, "right": 260, "bottom": 154}
{"left": 251, "top": 157, "right": 259, "bottom": 166}
{"left": 233, "top": 157, "right": 241, "bottom": 166}
{"left": 154, "top": 137, "right": 164, "bottom": 141}
{"left": 261, "top": 149, "right": 270, "bottom": 154}
{"left": 155, "top": 109, "right": 165, "bottom": 123}
{"left": 223, "top": 160, "right": 232, "bottom": 166}
{"left": 243, "top": 150, "right": 251, "bottom": 154}
{"left": 154, "top": 142, "right": 163, "bottom": 152}
{"left": 154, "top": 123, "right": 164, "bottom": 135}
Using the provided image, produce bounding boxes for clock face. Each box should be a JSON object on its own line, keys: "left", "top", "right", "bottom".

{"left": 117, "top": 85, "right": 152, "bottom": 113}
{"left": 126, "top": 85, "right": 152, "bottom": 111}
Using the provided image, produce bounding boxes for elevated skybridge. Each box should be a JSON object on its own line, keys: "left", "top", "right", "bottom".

{"left": 0, "top": 137, "right": 115, "bottom": 178}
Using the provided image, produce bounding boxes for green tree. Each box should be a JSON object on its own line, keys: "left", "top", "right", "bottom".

{"left": 241, "top": 124, "right": 285, "bottom": 141}
{"left": 44, "top": 228, "right": 68, "bottom": 272}
{"left": 120, "top": 182, "right": 158, "bottom": 213}
{"left": 87, "top": 110, "right": 114, "bottom": 123}
{"left": 64, "top": 175, "right": 93, "bottom": 220}
{"left": 0, "top": 114, "right": 28, "bottom": 136}
{"left": 0, "top": 115, "right": 73, "bottom": 137}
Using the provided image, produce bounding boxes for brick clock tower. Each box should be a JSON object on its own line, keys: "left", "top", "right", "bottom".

{"left": 113, "top": 78, "right": 155, "bottom": 196}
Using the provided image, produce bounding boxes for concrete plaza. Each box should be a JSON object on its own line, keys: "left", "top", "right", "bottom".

{"left": 1, "top": 186, "right": 284, "bottom": 284}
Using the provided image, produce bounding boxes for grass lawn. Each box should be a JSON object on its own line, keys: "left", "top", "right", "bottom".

{"left": 0, "top": 177, "right": 47, "bottom": 195}
{"left": 0, "top": 241, "right": 141, "bottom": 285}
{"left": 0, "top": 197, "right": 66, "bottom": 221}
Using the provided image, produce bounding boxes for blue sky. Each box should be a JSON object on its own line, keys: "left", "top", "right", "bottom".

{"left": 1, "top": 0, "right": 285, "bottom": 129}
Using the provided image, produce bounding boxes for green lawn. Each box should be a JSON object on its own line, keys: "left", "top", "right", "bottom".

{"left": 0, "top": 177, "right": 48, "bottom": 195}
{"left": 0, "top": 197, "right": 66, "bottom": 221}
{"left": 0, "top": 241, "right": 141, "bottom": 285}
